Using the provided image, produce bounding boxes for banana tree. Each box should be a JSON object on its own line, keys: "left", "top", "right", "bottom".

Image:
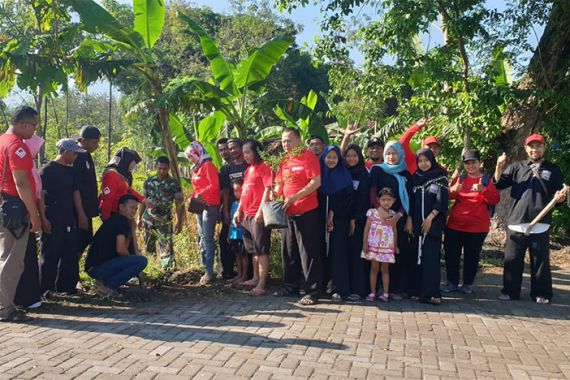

{"left": 65, "top": 0, "right": 182, "bottom": 180}
{"left": 157, "top": 14, "right": 294, "bottom": 143}
{"left": 255, "top": 89, "right": 329, "bottom": 143}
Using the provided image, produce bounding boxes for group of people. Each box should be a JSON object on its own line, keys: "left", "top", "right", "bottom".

{"left": 0, "top": 105, "right": 568, "bottom": 323}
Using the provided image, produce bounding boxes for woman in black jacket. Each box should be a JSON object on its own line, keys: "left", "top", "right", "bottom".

{"left": 344, "top": 144, "right": 370, "bottom": 299}
{"left": 409, "top": 148, "right": 448, "bottom": 305}
{"left": 320, "top": 145, "right": 355, "bottom": 302}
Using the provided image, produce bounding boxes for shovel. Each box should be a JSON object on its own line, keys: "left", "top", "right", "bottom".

{"left": 508, "top": 184, "right": 569, "bottom": 236}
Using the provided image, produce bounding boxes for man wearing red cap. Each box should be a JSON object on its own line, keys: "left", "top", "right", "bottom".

{"left": 400, "top": 118, "right": 446, "bottom": 174}
{"left": 494, "top": 133, "right": 568, "bottom": 304}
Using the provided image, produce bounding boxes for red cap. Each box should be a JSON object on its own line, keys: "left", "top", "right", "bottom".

{"left": 423, "top": 136, "right": 441, "bottom": 147}
{"left": 525, "top": 134, "right": 545, "bottom": 145}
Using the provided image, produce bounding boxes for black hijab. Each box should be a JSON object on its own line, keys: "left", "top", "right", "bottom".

{"left": 105, "top": 147, "right": 142, "bottom": 186}
{"left": 344, "top": 143, "right": 367, "bottom": 180}
{"left": 412, "top": 148, "right": 446, "bottom": 186}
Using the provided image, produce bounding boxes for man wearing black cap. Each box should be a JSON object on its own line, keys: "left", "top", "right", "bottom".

{"left": 73, "top": 126, "right": 101, "bottom": 291}
{"left": 40, "top": 139, "right": 86, "bottom": 297}
{"left": 365, "top": 137, "right": 385, "bottom": 171}
{"left": 494, "top": 134, "right": 568, "bottom": 304}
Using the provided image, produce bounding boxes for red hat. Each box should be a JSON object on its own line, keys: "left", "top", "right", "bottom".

{"left": 423, "top": 136, "right": 441, "bottom": 147}
{"left": 525, "top": 134, "right": 545, "bottom": 145}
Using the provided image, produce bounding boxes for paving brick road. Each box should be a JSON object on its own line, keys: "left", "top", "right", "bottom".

{"left": 1, "top": 268, "right": 570, "bottom": 379}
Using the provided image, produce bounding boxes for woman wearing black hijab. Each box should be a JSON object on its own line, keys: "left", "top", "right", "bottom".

{"left": 344, "top": 144, "right": 371, "bottom": 299}
{"left": 408, "top": 148, "right": 448, "bottom": 305}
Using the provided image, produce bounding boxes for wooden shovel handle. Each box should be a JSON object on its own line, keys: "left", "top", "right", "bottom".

{"left": 525, "top": 184, "right": 569, "bottom": 236}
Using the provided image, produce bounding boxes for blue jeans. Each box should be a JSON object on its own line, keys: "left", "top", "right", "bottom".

{"left": 196, "top": 205, "right": 219, "bottom": 275}
{"left": 88, "top": 255, "right": 148, "bottom": 290}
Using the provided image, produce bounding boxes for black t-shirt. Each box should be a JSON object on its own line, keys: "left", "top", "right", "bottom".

{"left": 219, "top": 161, "right": 248, "bottom": 203}
{"left": 73, "top": 151, "right": 99, "bottom": 218}
{"left": 85, "top": 213, "right": 133, "bottom": 270}
{"left": 495, "top": 160, "right": 564, "bottom": 225}
{"left": 41, "top": 161, "right": 78, "bottom": 227}
{"left": 410, "top": 177, "right": 449, "bottom": 237}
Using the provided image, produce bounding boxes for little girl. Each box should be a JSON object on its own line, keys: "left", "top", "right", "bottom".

{"left": 362, "top": 187, "right": 398, "bottom": 302}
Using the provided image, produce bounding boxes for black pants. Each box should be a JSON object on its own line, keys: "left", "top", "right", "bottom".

{"left": 14, "top": 233, "right": 41, "bottom": 307}
{"left": 409, "top": 235, "right": 442, "bottom": 301}
{"left": 502, "top": 229, "right": 552, "bottom": 301}
{"left": 348, "top": 219, "right": 369, "bottom": 297}
{"left": 40, "top": 225, "right": 78, "bottom": 294}
{"left": 390, "top": 218, "right": 412, "bottom": 294}
{"left": 76, "top": 219, "right": 94, "bottom": 257}
{"left": 281, "top": 208, "right": 322, "bottom": 296}
{"left": 328, "top": 215, "right": 351, "bottom": 297}
{"left": 218, "top": 222, "right": 236, "bottom": 278}
{"left": 444, "top": 228, "right": 487, "bottom": 286}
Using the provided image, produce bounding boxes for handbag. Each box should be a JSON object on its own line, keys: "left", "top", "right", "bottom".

{"left": 0, "top": 147, "right": 29, "bottom": 239}
{"left": 187, "top": 196, "right": 207, "bottom": 214}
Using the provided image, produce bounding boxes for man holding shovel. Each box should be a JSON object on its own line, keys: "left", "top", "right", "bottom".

{"left": 494, "top": 134, "right": 568, "bottom": 304}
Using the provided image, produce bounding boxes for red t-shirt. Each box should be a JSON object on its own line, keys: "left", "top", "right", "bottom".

{"left": 241, "top": 161, "right": 273, "bottom": 216}
{"left": 0, "top": 133, "right": 36, "bottom": 198}
{"left": 447, "top": 175, "right": 500, "bottom": 233}
{"left": 99, "top": 170, "right": 144, "bottom": 221}
{"left": 276, "top": 150, "right": 320, "bottom": 215}
{"left": 365, "top": 160, "right": 382, "bottom": 171}
{"left": 191, "top": 161, "right": 220, "bottom": 206}
{"left": 400, "top": 123, "right": 421, "bottom": 174}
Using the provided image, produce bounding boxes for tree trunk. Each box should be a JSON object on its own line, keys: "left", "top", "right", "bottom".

{"left": 493, "top": 1, "right": 570, "bottom": 227}
{"left": 158, "top": 106, "right": 181, "bottom": 182}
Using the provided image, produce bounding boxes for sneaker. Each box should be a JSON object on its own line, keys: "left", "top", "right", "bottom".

{"left": 460, "top": 284, "right": 473, "bottom": 294}
{"left": 440, "top": 281, "right": 459, "bottom": 293}
{"left": 378, "top": 293, "right": 389, "bottom": 302}
{"left": 366, "top": 293, "right": 376, "bottom": 302}
{"left": 498, "top": 293, "right": 511, "bottom": 301}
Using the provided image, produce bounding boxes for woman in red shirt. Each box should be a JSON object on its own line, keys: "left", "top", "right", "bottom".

{"left": 442, "top": 150, "right": 500, "bottom": 294}
{"left": 185, "top": 141, "right": 220, "bottom": 285}
{"left": 99, "top": 148, "right": 145, "bottom": 221}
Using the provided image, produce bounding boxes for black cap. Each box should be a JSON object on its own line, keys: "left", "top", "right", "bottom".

{"left": 80, "top": 125, "right": 101, "bottom": 139}
{"left": 462, "top": 150, "right": 481, "bottom": 162}
{"left": 367, "top": 137, "right": 384, "bottom": 148}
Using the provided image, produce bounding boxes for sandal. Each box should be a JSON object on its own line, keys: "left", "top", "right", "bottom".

{"left": 498, "top": 293, "right": 511, "bottom": 301}
{"left": 272, "top": 288, "right": 300, "bottom": 298}
{"left": 0, "top": 310, "right": 33, "bottom": 323}
{"left": 535, "top": 297, "right": 550, "bottom": 304}
{"left": 331, "top": 293, "right": 343, "bottom": 303}
{"left": 429, "top": 297, "right": 442, "bottom": 305}
{"left": 378, "top": 293, "right": 389, "bottom": 303}
{"left": 298, "top": 294, "right": 318, "bottom": 305}
{"left": 365, "top": 293, "right": 376, "bottom": 302}
{"left": 249, "top": 288, "right": 266, "bottom": 297}
{"left": 346, "top": 294, "right": 361, "bottom": 301}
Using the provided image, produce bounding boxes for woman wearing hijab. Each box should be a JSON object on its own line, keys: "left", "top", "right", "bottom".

{"left": 369, "top": 141, "right": 412, "bottom": 299}
{"left": 320, "top": 145, "right": 355, "bottom": 302}
{"left": 344, "top": 144, "right": 371, "bottom": 300}
{"left": 408, "top": 148, "right": 448, "bottom": 305}
{"left": 99, "top": 147, "right": 145, "bottom": 221}
{"left": 185, "top": 141, "right": 220, "bottom": 285}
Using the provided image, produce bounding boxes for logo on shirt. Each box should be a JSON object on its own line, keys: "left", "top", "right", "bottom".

{"left": 540, "top": 170, "right": 552, "bottom": 181}
{"left": 290, "top": 166, "right": 303, "bottom": 172}
{"left": 86, "top": 161, "right": 90, "bottom": 170}
{"left": 15, "top": 147, "right": 27, "bottom": 158}
{"left": 103, "top": 187, "right": 111, "bottom": 195}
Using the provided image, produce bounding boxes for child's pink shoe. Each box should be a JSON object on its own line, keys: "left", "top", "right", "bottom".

{"left": 366, "top": 293, "right": 376, "bottom": 302}
{"left": 378, "top": 293, "right": 389, "bottom": 302}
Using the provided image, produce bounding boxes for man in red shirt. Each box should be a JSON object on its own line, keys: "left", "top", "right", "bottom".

{"left": 274, "top": 128, "right": 322, "bottom": 305}
{"left": 0, "top": 106, "right": 42, "bottom": 323}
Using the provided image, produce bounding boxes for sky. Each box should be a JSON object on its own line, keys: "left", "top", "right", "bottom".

{"left": 5, "top": 0, "right": 540, "bottom": 104}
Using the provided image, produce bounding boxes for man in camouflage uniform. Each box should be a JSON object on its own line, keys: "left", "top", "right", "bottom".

{"left": 137, "top": 156, "right": 184, "bottom": 268}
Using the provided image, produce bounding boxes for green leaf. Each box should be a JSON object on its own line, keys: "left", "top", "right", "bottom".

{"left": 178, "top": 13, "right": 238, "bottom": 96}
{"left": 301, "top": 89, "right": 318, "bottom": 111}
{"left": 169, "top": 113, "right": 192, "bottom": 150}
{"left": 273, "top": 104, "right": 297, "bottom": 128}
{"left": 255, "top": 125, "right": 284, "bottom": 140}
{"left": 66, "top": 0, "right": 145, "bottom": 49}
{"left": 197, "top": 111, "right": 226, "bottom": 143}
{"left": 133, "top": 0, "right": 165, "bottom": 49}
{"left": 235, "top": 35, "right": 293, "bottom": 89}
{"left": 491, "top": 45, "right": 512, "bottom": 86}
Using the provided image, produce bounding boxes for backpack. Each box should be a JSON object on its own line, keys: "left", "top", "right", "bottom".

{"left": 459, "top": 172, "right": 495, "bottom": 218}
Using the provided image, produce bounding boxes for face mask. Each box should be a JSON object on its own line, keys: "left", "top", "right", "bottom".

{"left": 128, "top": 161, "right": 138, "bottom": 172}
